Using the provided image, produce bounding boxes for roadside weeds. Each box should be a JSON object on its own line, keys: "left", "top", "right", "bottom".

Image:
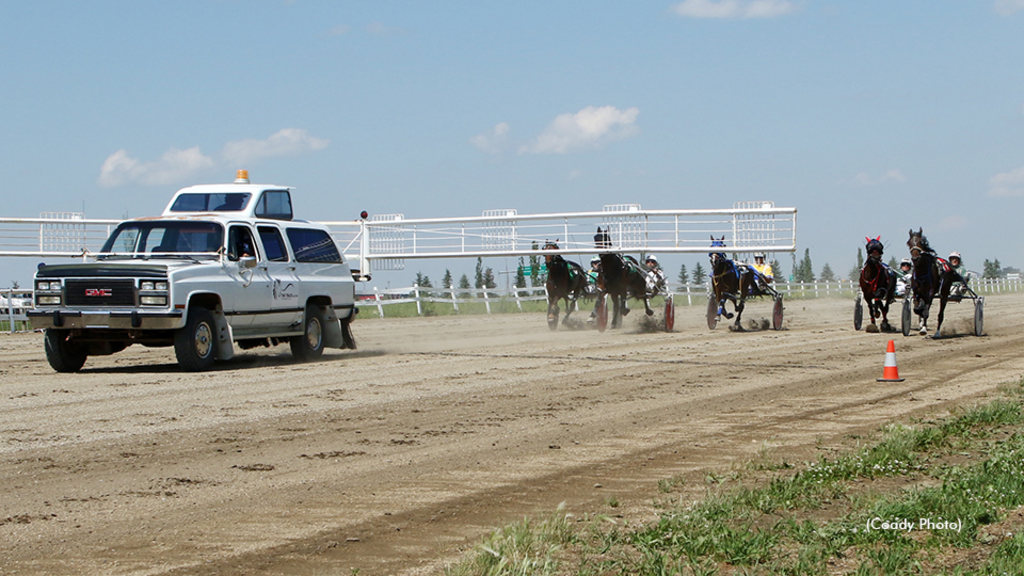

{"left": 445, "top": 378, "right": 1024, "bottom": 576}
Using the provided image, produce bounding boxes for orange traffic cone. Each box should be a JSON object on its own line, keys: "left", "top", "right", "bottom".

{"left": 877, "top": 340, "right": 905, "bottom": 382}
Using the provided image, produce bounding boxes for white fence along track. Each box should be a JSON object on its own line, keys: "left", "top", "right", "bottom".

{"left": 2, "top": 203, "right": 798, "bottom": 279}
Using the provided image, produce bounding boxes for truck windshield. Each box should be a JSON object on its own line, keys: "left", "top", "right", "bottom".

{"left": 100, "top": 222, "right": 224, "bottom": 257}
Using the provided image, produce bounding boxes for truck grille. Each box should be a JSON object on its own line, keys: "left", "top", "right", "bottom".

{"left": 65, "top": 279, "right": 137, "bottom": 307}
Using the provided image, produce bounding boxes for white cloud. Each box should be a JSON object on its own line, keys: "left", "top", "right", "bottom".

{"left": 519, "top": 106, "right": 640, "bottom": 155}
{"left": 671, "top": 0, "right": 797, "bottom": 19}
{"left": 470, "top": 122, "right": 511, "bottom": 154}
{"left": 98, "top": 147, "right": 214, "bottom": 187}
{"left": 222, "top": 128, "right": 329, "bottom": 166}
{"left": 994, "top": 0, "right": 1024, "bottom": 16}
{"left": 840, "top": 169, "right": 907, "bottom": 187}
{"left": 99, "top": 128, "right": 329, "bottom": 187}
{"left": 989, "top": 166, "right": 1024, "bottom": 197}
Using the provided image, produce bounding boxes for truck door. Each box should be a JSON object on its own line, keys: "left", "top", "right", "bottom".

{"left": 225, "top": 224, "right": 271, "bottom": 334}
{"left": 257, "top": 225, "right": 302, "bottom": 330}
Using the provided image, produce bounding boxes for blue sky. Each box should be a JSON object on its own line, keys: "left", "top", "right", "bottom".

{"left": 2, "top": 1, "right": 1023, "bottom": 287}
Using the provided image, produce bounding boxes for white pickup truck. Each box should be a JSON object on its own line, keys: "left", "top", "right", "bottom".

{"left": 28, "top": 171, "right": 357, "bottom": 372}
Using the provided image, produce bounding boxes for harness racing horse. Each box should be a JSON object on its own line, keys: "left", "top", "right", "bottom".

{"left": 858, "top": 237, "right": 898, "bottom": 332}
{"left": 592, "top": 229, "right": 658, "bottom": 329}
{"left": 906, "top": 228, "right": 963, "bottom": 338}
{"left": 708, "top": 236, "right": 781, "bottom": 330}
{"left": 596, "top": 253, "right": 657, "bottom": 329}
{"left": 543, "top": 241, "right": 589, "bottom": 330}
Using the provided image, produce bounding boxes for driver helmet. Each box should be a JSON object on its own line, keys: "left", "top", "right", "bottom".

{"left": 754, "top": 252, "right": 766, "bottom": 260}
{"left": 949, "top": 251, "right": 961, "bottom": 261}
{"left": 590, "top": 256, "right": 601, "bottom": 265}
{"left": 645, "top": 254, "right": 658, "bottom": 263}
{"left": 900, "top": 258, "right": 912, "bottom": 267}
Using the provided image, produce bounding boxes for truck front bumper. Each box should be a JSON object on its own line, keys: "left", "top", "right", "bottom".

{"left": 28, "top": 309, "right": 184, "bottom": 330}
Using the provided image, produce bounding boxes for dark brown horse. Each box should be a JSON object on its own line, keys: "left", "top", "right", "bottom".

{"left": 543, "top": 241, "right": 588, "bottom": 330}
{"left": 597, "top": 253, "right": 654, "bottom": 329}
{"left": 907, "top": 228, "right": 962, "bottom": 338}
{"left": 592, "top": 228, "right": 655, "bottom": 329}
{"left": 709, "top": 236, "right": 778, "bottom": 330}
{"left": 859, "top": 237, "right": 897, "bottom": 332}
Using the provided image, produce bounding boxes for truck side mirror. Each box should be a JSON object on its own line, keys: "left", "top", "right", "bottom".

{"left": 240, "top": 255, "right": 258, "bottom": 269}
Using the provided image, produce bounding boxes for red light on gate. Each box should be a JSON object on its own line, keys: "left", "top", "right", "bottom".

{"left": 360, "top": 211, "right": 368, "bottom": 219}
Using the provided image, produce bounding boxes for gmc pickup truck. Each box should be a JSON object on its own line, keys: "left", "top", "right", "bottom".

{"left": 29, "top": 171, "right": 357, "bottom": 372}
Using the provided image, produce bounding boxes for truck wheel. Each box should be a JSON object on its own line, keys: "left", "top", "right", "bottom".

{"left": 291, "top": 305, "right": 325, "bottom": 361}
{"left": 174, "top": 307, "right": 217, "bottom": 372}
{"left": 44, "top": 329, "right": 87, "bottom": 373}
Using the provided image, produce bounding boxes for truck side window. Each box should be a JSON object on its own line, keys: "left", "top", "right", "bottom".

{"left": 286, "top": 228, "right": 342, "bottom": 263}
{"left": 227, "top": 225, "right": 258, "bottom": 261}
{"left": 254, "top": 190, "right": 293, "bottom": 220}
{"left": 258, "top": 226, "right": 289, "bottom": 262}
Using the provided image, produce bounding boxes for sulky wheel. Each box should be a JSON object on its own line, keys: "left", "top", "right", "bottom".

{"left": 595, "top": 294, "right": 608, "bottom": 332}
{"left": 664, "top": 294, "right": 675, "bottom": 332}
{"left": 974, "top": 297, "right": 984, "bottom": 337}
{"left": 706, "top": 296, "right": 718, "bottom": 330}
{"left": 901, "top": 298, "right": 912, "bottom": 337}
{"left": 772, "top": 295, "right": 784, "bottom": 331}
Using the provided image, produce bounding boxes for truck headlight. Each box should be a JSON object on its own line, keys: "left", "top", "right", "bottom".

{"left": 140, "top": 296, "right": 167, "bottom": 306}
{"left": 37, "top": 296, "right": 62, "bottom": 305}
{"left": 36, "top": 280, "right": 59, "bottom": 291}
{"left": 140, "top": 281, "right": 169, "bottom": 291}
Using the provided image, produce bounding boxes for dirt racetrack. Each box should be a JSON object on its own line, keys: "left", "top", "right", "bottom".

{"left": 2, "top": 294, "right": 1024, "bottom": 575}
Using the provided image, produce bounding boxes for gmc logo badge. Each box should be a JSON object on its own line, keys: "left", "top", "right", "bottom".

{"left": 85, "top": 288, "right": 113, "bottom": 297}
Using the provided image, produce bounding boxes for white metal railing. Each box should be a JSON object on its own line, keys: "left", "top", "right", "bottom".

{"left": 1, "top": 289, "right": 32, "bottom": 333}
{"left": 327, "top": 204, "right": 798, "bottom": 277}
{"left": 0, "top": 217, "right": 120, "bottom": 258}
{"left": 1, "top": 205, "right": 798, "bottom": 281}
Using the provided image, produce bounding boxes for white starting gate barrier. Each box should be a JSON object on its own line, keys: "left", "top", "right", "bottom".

{"left": 1, "top": 203, "right": 797, "bottom": 280}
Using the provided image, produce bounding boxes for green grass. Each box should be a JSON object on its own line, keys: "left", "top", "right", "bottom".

{"left": 445, "top": 379, "right": 1024, "bottom": 575}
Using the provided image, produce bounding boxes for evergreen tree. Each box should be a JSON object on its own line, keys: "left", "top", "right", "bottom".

{"left": 820, "top": 263, "right": 835, "bottom": 282}
{"left": 483, "top": 267, "right": 497, "bottom": 296}
{"left": 693, "top": 262, "right": 706, "bottom": 286}
{"left": 515, "top": 258, "right": 526, "bottom": 288}
{"left": 413, "top": 272, "right": 433, "bottom": 297}
{"left": 887, "top": 256, "right": 898, "bottom": 268}
{"left": 797, "top": 249, "right": 815, "bottom": 282}
{"left": 458, "top": 274, "right": 471, "bottom": 295}
{"left": 677, "top": 263, "right": 690, "bottom": 285}
{"left": 848, "top": 248, "right": 864, "bottom": 282}
{"left": 475, "top": 257, "right": 484, "bottom": 289}
{"left": 770, "top": 259, "right": 783, "bottom": 282}
{"left": 529, "top": 242, "right": 542, "bottom": 287}
{"left": 442, "top": 269, "right": 453, "bottom": 290}
{"left": 983, "top": 258, "right": 1003, "bottom": 279}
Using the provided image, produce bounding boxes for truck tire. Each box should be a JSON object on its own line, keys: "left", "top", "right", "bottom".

{"left": 44, "top": 329, "right": 87, "bottom": 373}
{"left": 291, "top": 305, "right": 325, "bottom": 361}
{"left": 174, "top": 307, "right": 217, "bottom": 372}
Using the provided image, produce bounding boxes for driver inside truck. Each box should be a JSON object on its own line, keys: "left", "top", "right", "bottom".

{"left": 228, "top": 227, "right": 256, "bottom": 261}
